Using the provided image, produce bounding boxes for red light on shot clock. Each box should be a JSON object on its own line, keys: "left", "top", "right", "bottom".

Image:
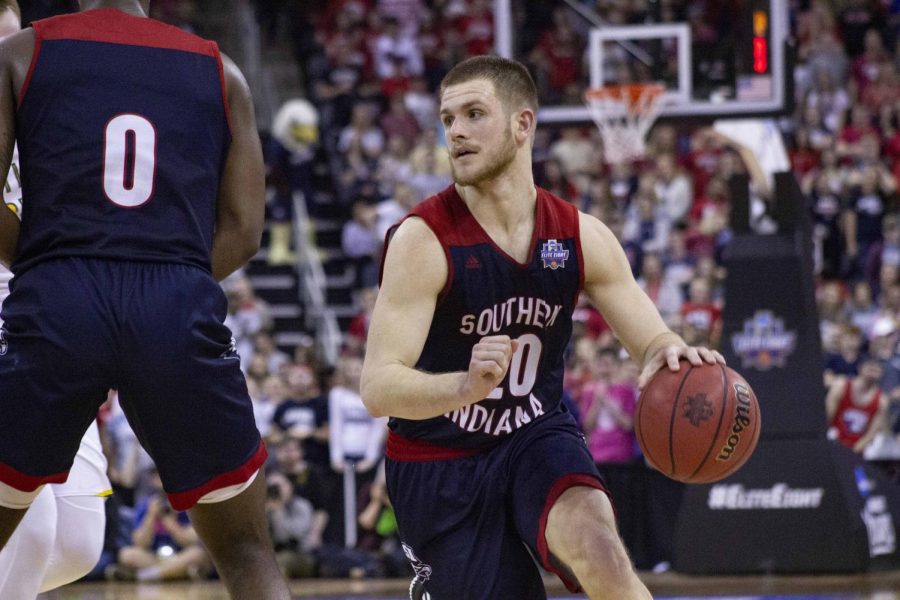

{"left": 753, "top": 37, "right": 768, "bottom": 73}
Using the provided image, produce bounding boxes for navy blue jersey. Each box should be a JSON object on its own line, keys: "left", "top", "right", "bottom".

{"left": 13, "top": 9, "right": 230, "bottom": 274}
{"left": 386, "top": 185, "right": 583, "bottom": 450}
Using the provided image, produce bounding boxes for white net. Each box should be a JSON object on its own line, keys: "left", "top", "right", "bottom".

{"left": 585, "top": 84, "right": 666, "bottom": 165}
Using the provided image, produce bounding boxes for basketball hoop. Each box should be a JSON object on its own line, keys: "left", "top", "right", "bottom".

{"left": 585, "top": 83, "right": 667, "bottom": 164}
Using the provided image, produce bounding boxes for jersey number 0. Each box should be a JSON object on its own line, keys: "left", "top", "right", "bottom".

{"left": 103, "top": 114, "right": 156, "bottom": 208}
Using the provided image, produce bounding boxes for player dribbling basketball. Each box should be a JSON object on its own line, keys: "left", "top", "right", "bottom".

{"left": 361, "top": 56, "right": 724, "bottom": 599}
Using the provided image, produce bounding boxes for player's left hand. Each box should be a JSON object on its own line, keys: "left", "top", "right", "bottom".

{"left": 638, "top": 344, "right": 724, "bottom": 390}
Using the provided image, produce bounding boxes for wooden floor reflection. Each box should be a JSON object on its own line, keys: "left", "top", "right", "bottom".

{"left": 37, "top": 570, "right": 900, "bottom": 599}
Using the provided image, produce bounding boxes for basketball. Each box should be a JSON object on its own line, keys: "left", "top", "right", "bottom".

{"left": 636, "top": 362, "right": 761, "bottom": 484}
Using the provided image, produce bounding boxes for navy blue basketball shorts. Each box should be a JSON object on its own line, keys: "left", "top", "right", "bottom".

{"left": 0, "top": 258, "right": 265, "bottom": 510}
{"left": 385, "top": 407, "right": 608, "bottom": 599}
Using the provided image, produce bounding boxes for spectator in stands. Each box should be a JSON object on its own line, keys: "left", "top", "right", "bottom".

{"left": 826, "top": 356, "right": 889, "bottom": 454}
{"left": 342, "top": 200, "right": 380, "bottom": 289}
{"left": 452, "top": 0, "right": 493, "bottom": 57}
{"left": 529, "top": 7, "right": 584, "bottom": 104}
{"left": 375, "top": 135, "right": 413, "bottom": 198}
{"left": 375, "top": 181, "right": 418, "bottom": 241}
{"left": 380, "top": 93, "right": 420, "bottom": 141}
{"left": 654, "top": 153, "right": 693, "bottom": 226}
{"left": 403, "top": 75, "right": 439, "bottom": 129}
{"left": 680, "top": 276, "right": 722, "bottom": 349}
{"left": 345, "top": 286, "right": 378, "bottom": 358}
{"left": 636, "top": 253, "right": 683, "bottom": 323}
{"left": 223, "top": 274, "right": 272, "bottom": 371}
{"left": 268, "top": 437, "right": 334, "bottom": 549}
{"left": 846, "top": 280, "right": 880, "bottom": 338}
{"left": 845, "top": 166, "right": 891, "bottom": 276}
{"left": 328, "top": 356, "right": 387, "bottom": 477}
{"left": 265, "top": 468, "right": 324, "bottom": 578}
{"left": 824, "top": 324, "right": 865, "bottom": 386}
{"left": 107, "top": 468, "right": 211, "bottom": 582}
{"left": 272, "top": 365, "right": 331, "bottom": 468}
{"left": 372, "top": 16, "right": 423, "bottom": 81}
{"left": 255, "top": 374, "right": 290, "bottom": 440}
{"left": 537, "top": 157, "right": 579, "bottom": 204}
{"left": 252, "top": 331, "right": 292, "bottom": 375}
{"left": 581, "top": 352, "right": 639, "bottom": 466}
{"left": 549, "top": 127, "right": 594, "bottom": 194}
{"left": 624, "top": 192, "right": 671, "bottom": 255}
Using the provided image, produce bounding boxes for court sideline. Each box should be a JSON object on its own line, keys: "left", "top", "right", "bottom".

{"left": 37, "top": 570, "right": 900, "bottom": 599}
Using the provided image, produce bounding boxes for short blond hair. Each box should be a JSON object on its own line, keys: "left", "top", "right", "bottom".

{"left": 440, "top": 55, "right": 539, "bottom": 114}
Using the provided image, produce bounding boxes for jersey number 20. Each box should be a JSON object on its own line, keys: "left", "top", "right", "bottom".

{"left": 103, "top": 114, "right": 156, "bottom": 207}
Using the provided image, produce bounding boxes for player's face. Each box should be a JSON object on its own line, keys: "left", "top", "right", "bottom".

{"left": 0, "top": 9, "right": 19, "bottom": 39}
{"left": 440, "top": 79, "right": 518, "bottom": 186}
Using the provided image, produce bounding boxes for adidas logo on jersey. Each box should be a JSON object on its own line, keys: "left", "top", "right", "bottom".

{"left": 465, "top": 255, "right": 480, "bottom": 269}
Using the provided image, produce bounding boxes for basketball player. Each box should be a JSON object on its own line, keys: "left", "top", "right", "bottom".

{"left": 0, "top": 2, "right": 111, "bottom": 596}
{"left": 0, "top": 2, "right": 290, "bottom": 598}
{"left": 361, "top": 56, "right": 724, "bottom": 599}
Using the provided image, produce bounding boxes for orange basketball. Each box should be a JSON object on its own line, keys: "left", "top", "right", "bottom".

{"left": 635, "top": 362, "right": 761, "bottom": 484}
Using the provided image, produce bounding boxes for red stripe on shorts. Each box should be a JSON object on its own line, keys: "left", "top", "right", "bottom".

{"left": 385, "top": 430, "right": 485, "bottom": 461}
{"left": 0, "top": 462, "right": 68, "bottom": 492}
{"left": 166, "top": 440, "right": 268, "bottom": 511}
{"left": 536, "top": 473, "right": 610, "bottom": 593}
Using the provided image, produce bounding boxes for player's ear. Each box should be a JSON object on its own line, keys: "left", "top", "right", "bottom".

{"left": 513, "top": 107, "right": 535, "bottom": 144}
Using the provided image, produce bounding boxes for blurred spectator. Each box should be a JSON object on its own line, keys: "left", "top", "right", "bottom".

{"left": 342, "top": 200, "right": 380, "bottom": 289}
{"left": 636, "top": 253, "right": 683, "bottom": 322}
{"left": 680, "top": 277, "right": 722, "bottom": 349}
{"left": 223, "top": 274, "right": 272, "bottom": 370}
{"left": 328, "top": 356, "right": 387, "bottom": 476}
{"left": 826, "top": 356, "right": 888, "bottom": 454}
{"left": 375, "top": 135, "right": 414, "bottom": 198}
{"left": 824, "top": 324, "right": 865, "bottom": 386}
{"left": 624, "top": 195, "right": 671, "bottom": 256}
{"left": 268, "top": 436, "right": 337, "bottom": 549}
{"left": 452, "top": 0, "right": 493, "bottom": 57}
{"left": 581, "top": 353, "right": 639, "bottom": 465}
{"left": 380, "top": 93, "right": 421, "bottom": 141}
{"left": 106, "top": 468, "right": 211, "bottom": 582}
{"left": 846, "top": 280, "right": 880, "bottom": 338}
{"left": 404, "top": 76, "right": 439, "bottom": 129}
{"left": 375, "top": 181, "right": 419, "bottom": 241}
{"left": 537, "top": 158, "right": 579, "bottom": 204}
{"left": 345, "top": 286, "right": 379, "bottom": 357}
{"left": 272, "top": 364, "right": 331, "bottom": 468}
{"left": 265, "top": 469, "right": 325, "bottom": 578}
{"left": 373, "top": 16, "right": 423, "bottom": 80}
{"left": 549, "top": 127, "right": 594, "bottom": 194}
{"left": 529, "top": 8, "right": 584, "bottom": 104}
{"left": 654, "top": 153, "right": 693, "bottom": 226}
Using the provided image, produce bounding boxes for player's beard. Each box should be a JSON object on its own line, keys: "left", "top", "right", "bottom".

{"left": 450, "top": 125, "right": 517, "bottom": 187}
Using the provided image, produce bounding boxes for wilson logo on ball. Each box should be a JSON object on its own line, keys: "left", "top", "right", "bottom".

{"left": 716, "top": 383, "right": 754, "bottom": 462}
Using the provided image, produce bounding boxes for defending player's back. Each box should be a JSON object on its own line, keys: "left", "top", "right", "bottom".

{"left": 14, "top": 9, "right": 229, "bottom": 274}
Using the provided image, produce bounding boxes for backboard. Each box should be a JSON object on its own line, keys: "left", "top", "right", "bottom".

{"left": 495, "top": 0, "right": 791, "bottom": 123}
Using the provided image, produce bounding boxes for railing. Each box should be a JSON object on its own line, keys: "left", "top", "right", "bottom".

{"left": 293, "top": 192, "right": 342, "bottom": 367}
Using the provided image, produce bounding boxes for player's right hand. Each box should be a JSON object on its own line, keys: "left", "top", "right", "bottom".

{"left": 462, "top": 335, "right": 518, "bottom": 402}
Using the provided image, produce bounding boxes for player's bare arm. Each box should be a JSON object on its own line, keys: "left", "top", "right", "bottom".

{"left": 211, "top": 52, "right": 265, "bottom": 281}
{"left": 360, "top": 216, "right": 517, "bottom": 419}
{"left": 578, "top": 211, "right": 723, "bottom": 388}
{"left": 0, "top": 28, "right": 33, "bottom": 267}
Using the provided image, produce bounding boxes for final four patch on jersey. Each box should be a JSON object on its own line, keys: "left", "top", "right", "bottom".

{"left": 539, "top": 239, "right": 569, "bottom": 270}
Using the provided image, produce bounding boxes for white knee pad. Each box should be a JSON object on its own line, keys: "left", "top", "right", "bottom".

{"left": 39, "top": 495, "right": 106, "bottom": 593}
{"left": 0, "top": 486, "right": 57, "bottom": 599}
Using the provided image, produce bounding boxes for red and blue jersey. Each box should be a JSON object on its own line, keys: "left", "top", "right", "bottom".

{"left": 12, "top": 9, "right": 231, "bottom": 274}
{"left": 386, "top": 185, "right": 584, "bottom": 450}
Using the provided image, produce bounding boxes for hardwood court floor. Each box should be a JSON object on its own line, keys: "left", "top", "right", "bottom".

{"left": 37, "top": 571, "right": 900, "bottom": 600}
